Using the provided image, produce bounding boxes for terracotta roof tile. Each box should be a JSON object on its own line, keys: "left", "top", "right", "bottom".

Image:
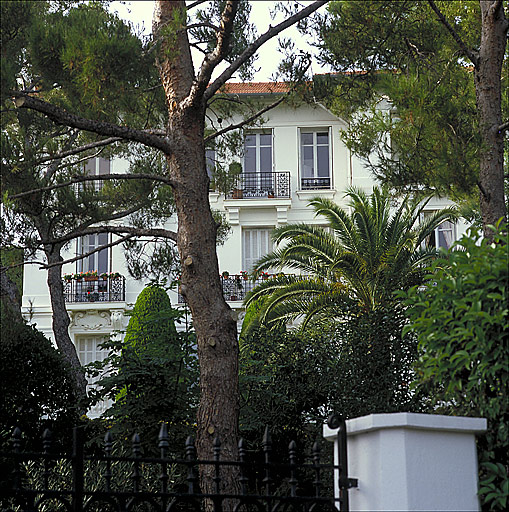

{"left": 220, "top": 82, "right": 291, "bottom": 94}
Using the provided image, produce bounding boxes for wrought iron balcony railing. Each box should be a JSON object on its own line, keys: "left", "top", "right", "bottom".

{"left": 63, "top": 276, "right": 126, "bottom": 303}
{"left": 178, "top": 274, "right": 282, "bottom": 304}
{"left": 301, "top": 176, "right": 331, "bottom": 190}
{"left": 226, "top": 171, "right": 290, "bottom": 199}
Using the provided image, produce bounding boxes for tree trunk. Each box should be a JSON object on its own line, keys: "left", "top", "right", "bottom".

{"left": 154, "top": 0, "right": 240, "bottom": 498}
{"left": 46, "top": 248, "right": 88, "bottom": 402}
{"left": 475, "top": 0, "right": 508, "bottom": 238}
{"left": 0, "top": 268, "right": 23, "bottom": 323}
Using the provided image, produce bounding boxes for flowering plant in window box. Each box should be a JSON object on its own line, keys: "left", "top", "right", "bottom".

{"left": 221, "top": 271, "right": 230, "bottom": 279}
{"left": 81, "top": 270, "right": 98, "bottom": 281}
{"left": 100, "top": 272, "right": 121, "bottom": 280}
{"left": 260, "top": 271, "right": 270, "bottom": 280}
{"left": 240, "top": 271, "right": 249, "bottom": 280}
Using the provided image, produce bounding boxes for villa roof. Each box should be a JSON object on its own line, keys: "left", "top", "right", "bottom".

{"left": 220, "top": 82, "right": 291, "bottom": 95}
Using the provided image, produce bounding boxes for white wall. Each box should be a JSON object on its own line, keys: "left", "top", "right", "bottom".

{"left": 324, "top": 413, "right": 487, "bottom": 512}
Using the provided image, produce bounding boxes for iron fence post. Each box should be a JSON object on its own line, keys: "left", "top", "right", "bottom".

{"left": 72, "top": 427, "right": 84, "bottom": 512}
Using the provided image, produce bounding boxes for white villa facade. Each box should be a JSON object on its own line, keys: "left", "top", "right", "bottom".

{"left": 21, "top": 83, "right": 467, "bottom": 391}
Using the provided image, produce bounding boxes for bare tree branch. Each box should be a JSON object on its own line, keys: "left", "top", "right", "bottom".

{"left": 41, "top": 234, "right": 136, "bottom": 269}
{"left": 205, "top": 94, "right": 287, "bottom": 142}
{"left": 34, "top": 137, "right": 123, "bottom": 166}
{"left": 498, "top": 121, "right": 509, "bottom": 133}
{"left": 428, "top": 0, "right": 479, "bottom": 67}
{"left": 203, "top": 1, "right": 327, "bottom": 102}
{"left": 187, "top": 0, "right": 208, "bottom": 10}
{"left": 10, "top": 173, "right": 174, "bottom": 200}
{"left": 187, "top": 22, "right": 220, "bottom": 32}
{"left": 50, "top": 225, "right": 178, "bottom": 246}
{"left": 186, "top": 1, "right": 238, "bottom": 108}
{"left": 12, "top": 93, "right": 173, "bottom": 154}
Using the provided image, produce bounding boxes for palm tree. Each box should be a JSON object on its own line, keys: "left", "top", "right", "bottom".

{"left": 246, "top": 186, "right": 457, "bottom": 327}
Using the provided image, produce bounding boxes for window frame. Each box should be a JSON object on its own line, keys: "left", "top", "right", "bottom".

{"left": 243, "top": 130, "right": 274, "bottom": 174}
{"left": 299, "top": 128, "right": 332, "bottom": 190}
{"left": 242, "top": 227, "right": 274, "bottom": 272}
{"left": 77, "top": 233, "right": 111, "bottom": 275}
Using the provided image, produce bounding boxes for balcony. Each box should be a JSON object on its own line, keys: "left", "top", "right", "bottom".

{"left": 301, "top": 177, "right": 331, "bottom": 190}
{"left": 226, "top": 171, "right": 290, "bottom": 199}
{"left": 178, "top": 274, "right": 280, "bottom": 303}
{"left": 63, "top": 276, "right": 126, "bottom": 303}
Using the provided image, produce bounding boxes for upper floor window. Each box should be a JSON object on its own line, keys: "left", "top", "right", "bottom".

{"left": 423, "top": 213, "right": 456, "bottom": 250}
{"left": 84, "top": 157, "right": 110, "bottom": 191}
{"left": 300, "top": 130, "right": 331, "bottom": 189}
{"left": 77, "top": 233, "right": 109, "bottom": 274}
{"left": 205, "top": 148, "right": 216, "bottom": 182}
{"left": 430, "top": 220, "right": 456, "bottom": 250}
{"left": 244, "top": 132, "right": 273, "bottom": 173}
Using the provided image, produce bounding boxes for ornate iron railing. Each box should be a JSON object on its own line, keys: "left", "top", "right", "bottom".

{"left": 1, "top": 417, "right": 356, "bottom": 512}
{"left": 226, "top": 171, "right": 291, "bottom": 199}
{"left": 178, "top": 274, "right": 283, "bottom": 303}
{"left": 63, "top": 276, "right": 126, "bottom": 303}
{"left": 301, "top": 177, "right": 331, "bottom": 190}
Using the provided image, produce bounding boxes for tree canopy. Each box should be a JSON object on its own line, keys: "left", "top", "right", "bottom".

{"left": 316, "top": 0, "right": 507, "bottom": 235}
{"left": 2, "top": 0, "right": 328, "bottom": 495}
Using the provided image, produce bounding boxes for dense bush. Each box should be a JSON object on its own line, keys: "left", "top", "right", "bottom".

{"left": 326, "top": 305, "right": 422, "bottom": 419}
{"left": 88, "top": 286, "right": 198, "bottom": 454}
{"left": 400, "top": 224, "right": 508, "bottom": 510}
{"left": 0, "top": 319, "right": 79, "bottom": 449}
{"left": 240, "top": 304, "right": 421, "bottom": 440}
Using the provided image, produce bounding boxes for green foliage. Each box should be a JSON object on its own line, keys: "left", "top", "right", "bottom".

{"left": 400, "top": 223, "right": 508, "bottom": 510}
{"left": 211, "top": 161, "right": 243, "bottom": 197}
{"left": 325, "top": 306, "right": 421, "bottom": 418}
{"left": 239, "top": 327, "right": 336, "bottom": 445}
{"left": 247, "top": 186, "right": 456, "bottom": 326}
{"left": 27, "top": 2, "right": 160, "bottom": 123}
{"left": 124, "top": 285, "right": 177, "bottom": 347}
{"left": 240, "top": 306, "right": 421, "bottom": 441}
{"left": 0, "top": 320, "right": 79, "bottom": 449}
{"left": 88, "top": 286, "right": 198, "bottom": 454}
{"left": 316, "top": 0, "right": 504, "bottom": 201}
{"left": 190, "top": 0, "right": 257, "bottom": 82}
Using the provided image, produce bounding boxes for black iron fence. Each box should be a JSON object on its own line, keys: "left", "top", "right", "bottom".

{"left": 63, "top": 277, "right": 126, "bottom": 303}
{"left": 1, "top": 416, "right": 356, "bottom": 512}
{"left": 226, "top": 172, "right": 291, "bottom": 199}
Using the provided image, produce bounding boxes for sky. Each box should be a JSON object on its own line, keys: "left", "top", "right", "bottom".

{"left": 109, "top": 1, "right": 329, "bottom": 81}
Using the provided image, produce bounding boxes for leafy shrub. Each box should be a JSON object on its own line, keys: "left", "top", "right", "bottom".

{"left": 326, "top": 305, "right": 422, "bottom": 419}
{"left": 400, "top": 224, "right": 508, "bottom": 510}
{"left": 0, "top": 320, "right": 79, "bottom": 449}
{"left": 88, "top": 286, "right": 198, "bottom": 455}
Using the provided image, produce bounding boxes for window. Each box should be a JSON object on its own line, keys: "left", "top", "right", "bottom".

{"left": 423, "top": 213, "right": 456, "bottom": 250}
{"left": 244, "top": 132, "right": 273, "bottom": 173}
{"left": 431, "top": 220, "right": 456, "bottom": 249}
{"left": 242, "top": 228, "right": 273, "bottom": 272}
{"left": 205, "top": 148, "right": 216, "bottom": 182}
{"left": 77, "top": 335, "right": 111, "bottom": 417}
{"left": 83, "top": 157, "right": 110, "bottom": 191}
{"left": 300, "top": 130, "right": 331, "bottom": 189}
{"left": 77, "top": 233, "right": 109, "bottom": 275}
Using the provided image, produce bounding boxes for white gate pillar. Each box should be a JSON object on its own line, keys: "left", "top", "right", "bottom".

{"left": 323, "top": 412, "right": 487, "bottom": 512}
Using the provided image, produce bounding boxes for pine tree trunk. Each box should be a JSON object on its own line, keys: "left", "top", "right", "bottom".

{"left": 0, "top": 269, "right": 23, "bottom": 323}
{"left": 153, "top": 0, "right": 240, "bottom": 500}
{"left": 46, "top": 249, "right": 88, "bottom": 403}
{"left": 475, "top": 0, "right": 508, "bottom": 238}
